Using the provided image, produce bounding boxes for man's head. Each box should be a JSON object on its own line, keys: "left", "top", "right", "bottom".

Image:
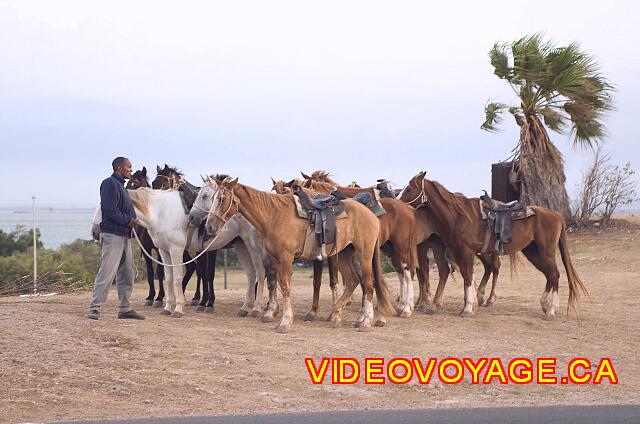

{"left": 112, "top": 157, "right": 133, "bottom": 180}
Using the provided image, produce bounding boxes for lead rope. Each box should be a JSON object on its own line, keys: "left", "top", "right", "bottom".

{"left": 132, "top": 226, "right": 219, "bottom": 267}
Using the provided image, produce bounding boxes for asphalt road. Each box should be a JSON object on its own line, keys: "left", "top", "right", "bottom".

{"left": 52, "top": 405, "right": 640, "bottom": 424}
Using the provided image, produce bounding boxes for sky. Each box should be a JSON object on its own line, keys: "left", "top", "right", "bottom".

{"left": 0, "top": 0, "right": 637, "bottom": 208}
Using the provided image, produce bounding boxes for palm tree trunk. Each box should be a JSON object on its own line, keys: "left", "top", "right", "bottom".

{"left": 514, "top": 115, "right": 571, "bottom": 220}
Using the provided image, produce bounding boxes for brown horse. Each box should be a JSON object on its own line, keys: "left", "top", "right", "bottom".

{"left": 297, "top": 177, "right": 420, "bottom": 318}
{"left": 311, "top": 173, "right": 506, "bottom": 312}
{"left": 206, "top": 177, "right": 396, "bottom": 333}
{"left": 398, "top": 171, "right": 589, "bottom": 319}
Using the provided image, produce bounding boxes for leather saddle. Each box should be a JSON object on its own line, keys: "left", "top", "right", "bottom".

{"left": 292, "top": 185, "right": 346, "bottom": 258}
{"left": 480, "top": 190, "right": 527, "bottom": 254}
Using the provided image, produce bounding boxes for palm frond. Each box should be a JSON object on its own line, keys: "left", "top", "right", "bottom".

{"left": 481, "top": 102, "right": 508, "bottom": 132}
{"left": 489, "top": 43, "right": 511, "bottom": 80}
{"left": 539, "top": 107, "right": 567, "bottom": 133}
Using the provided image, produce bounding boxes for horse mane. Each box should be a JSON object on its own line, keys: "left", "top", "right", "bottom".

{"left": 425, "top": 179, "right": 474, "bottom": 222}
{"left": 310, "top": 170, "right": 338, "bottom": 185}
{"left": 127, "top": 188, "right": 151, "bottom": 217}
{"left": 238, "top": 183, "right": 293, "bottom": 211}
{"left": 162, "top": 165, "right": 183, "bottom": 177}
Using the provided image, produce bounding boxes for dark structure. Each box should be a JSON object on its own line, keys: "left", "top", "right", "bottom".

{"left": 491, "top": 161, "right": 520, "bottom": 203}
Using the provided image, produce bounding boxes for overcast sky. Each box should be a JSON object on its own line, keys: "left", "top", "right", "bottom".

{"left": 0, "top": 0, "right": 637, "bottom": 207}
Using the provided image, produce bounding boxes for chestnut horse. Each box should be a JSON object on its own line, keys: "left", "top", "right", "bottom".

{"left": 376, "top": 179, "right": 506, "bottom": 310}
{"left": 205, "top": 177, "right": 396, "bottom": 333}
{"left": 398, "top": 171, "right": 589, "bottom": 319}
{"left": 296, "top": 177, "right": 419, "bottom": 318}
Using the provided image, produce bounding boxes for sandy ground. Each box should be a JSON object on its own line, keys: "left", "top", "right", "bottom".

{"left": 1, "top": 219, "right": 639, "bottom": 423}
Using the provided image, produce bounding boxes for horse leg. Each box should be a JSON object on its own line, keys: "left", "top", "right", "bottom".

{"left": 522, "top": 243, "right": 560, "bottom": 320}
{"left": 328, "top": 249, "right": 360, "bottom": 328}
{"left": 352, "top": 250, "right": 376, "bottom": 332}
{"left": 182, "top": 251, "right": 199, "bottom": 306}
{"left": 154, "top": 256, "right": 165, "bottom": 307}
{"left": 306, "top": 260, "right": 323, "bottom": 321}
{"left": 206, "top": 251, "right": 216, "bottom": 312}
{"left": 415, "top": 242, "right": 431, "bottom": 312}
{"left": 144, "top": 255, "right": 155, "bottom": 306}
{"left": 171, "top": 249, "right": 186, "bottom": 317}
{"left": 159, "top": 250, "right": 174, "bottom": 316}
{"left": 458, "top": 253, "right": 477, "bottom": 318}
{"left": 274, "top": 256, "right": 294, "bottom": 333}
{"left": 235, "top": 243, "right": 257, "bottom": 317}
{"left": 262, "top": 258, "right": 279, "bottom": 323}
{"left": 389, "top": 252, "right": 408, "bottom": 316}
{"left": 196, "top": 256, "right": 208, "bottom": 312}
{"left": 430, "top": 241, "right": 451, "bottom": 312}
{"left": 476, "top": 255, "right": 493, "bottom": 307}
{"left": 485, "top": 254, "right": 501, "bottom": 307}
{"left": 326, "top": 255, "right": 342, "bottom": 306}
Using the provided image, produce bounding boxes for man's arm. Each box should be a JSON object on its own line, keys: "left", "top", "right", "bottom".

{"left": 100, "top": 180, "right": 132, "bottom": 226}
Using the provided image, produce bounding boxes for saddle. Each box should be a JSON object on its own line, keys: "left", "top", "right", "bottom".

{"left": 480, "top": 190, "right": 529, "bottom": 255}
{"left": 292, "top": 185, "right": 346, "bottom": 259}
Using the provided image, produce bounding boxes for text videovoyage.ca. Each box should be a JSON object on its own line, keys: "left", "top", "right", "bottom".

{"left": 305, "top": 357, "right": 618, "bottom": 385}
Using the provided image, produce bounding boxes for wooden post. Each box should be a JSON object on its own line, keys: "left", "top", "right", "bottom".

{"left": 223, "top": 249, "right": 228, "bottom": 289}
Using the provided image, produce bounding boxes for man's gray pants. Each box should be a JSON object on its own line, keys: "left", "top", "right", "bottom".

{"left": 90, "top": 232, "right": 135, "bottom": 312}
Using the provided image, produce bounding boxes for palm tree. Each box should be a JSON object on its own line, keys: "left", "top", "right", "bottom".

{"left": 481, "top": 34, "right": 614, "bottom": 219}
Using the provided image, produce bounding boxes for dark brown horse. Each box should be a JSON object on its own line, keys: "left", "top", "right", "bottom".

{"left": 152, "top": 165, "right": 217, "bottom": 312}
{"left": 398, "top": 171, "right": 589, "bottom": 319}
{"left": 126, "top": 167, "right": 165, "bottom": 307}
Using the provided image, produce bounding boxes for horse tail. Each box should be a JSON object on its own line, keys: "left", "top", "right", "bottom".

{"left": 509, "top": 252, "right": 523, "bottom": 282}
{"left": 373, "top": 240, "right": 395, "bottom": 317}
{"left": 407, "top": 229, "right": 419, "bottom": 280}
{"left": 559, "top": 222, "right": 590, "bottom": 313}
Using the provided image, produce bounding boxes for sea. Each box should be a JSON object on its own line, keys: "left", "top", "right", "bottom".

{"left": 0, "top": 206, "right": 96, "bottom": 249}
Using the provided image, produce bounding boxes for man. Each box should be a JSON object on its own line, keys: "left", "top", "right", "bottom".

{"left": 88, "top": 157, "right": 145, "bottom": 320}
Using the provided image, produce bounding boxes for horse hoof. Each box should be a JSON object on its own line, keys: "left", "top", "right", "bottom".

{"left": 196, "top": 305, "right": 206, "bottom": 312}
{"left": 458, "top": 310, "right": 473, "bottom": 318}
{"left": 331, "top": 319, "right": 342, "bottom": 328}
{"left": 153, "top": 301, "right": 164, "bottom": 308}
{"left": 399, "top": 306, "right": 412, "bottom": 318}
{"left": 275, "top": 324, "right": 291, "bottom": 333}
{"left": 261, "top": 314, "right": 274, "bottom": 323}
{"left": 250, "top": 310, "right": 260, "bottom": 318}
{"left": 304, "top": 313, "right": 316, "bottom": 322}
{"left": 358, "top": 322, "right": 372, "bottom": 332}
{"left": 190, "top": 299, "right": 200, "bottom": 306}
{"left": 484, "top": 297, "right": 496, "bottom": 307}
{"left": 542, "top": 313, "right": 555, "bottom": 321}
{"left": 172, "top": 311, "right": 183, "bottom": 318}
{"left": 354, "top": 319, "right": 364, "bottom": 328}
{"left": 205, "top": 307, "right": 214, "bottom": 313}
{"left": 160, "top": 309, "right": 172, "bottom": 316}
{"left": 144, "top": 299, "right": 154, "bottom": 307}
{"left": 374, "top": 318, "right": 386, "bottom": 327}
{"left": 238, "top": 309, "right": 249, "bottom": 317}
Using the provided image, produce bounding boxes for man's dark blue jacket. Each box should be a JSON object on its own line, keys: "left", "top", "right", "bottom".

{"left": 100, "top": 173, "right": 137, "bottom": 237}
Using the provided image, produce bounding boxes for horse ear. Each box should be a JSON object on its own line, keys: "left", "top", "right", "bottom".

{"left": 417, "top": 171, "right": 427, "bottom": 180}
{"left": 286, "top": 179, "right": 296, "bottom": 187}
{"left": 201, "top": 174, "right": 208, "bottom": 183}
{"left": 271, "top": 177, "right": 276, "bottom": 185}
{"left": 301, "top": 172, "right": 311, "bottom": 180}
{"left": 226, "top": 177, "right": 238, "bottom": 188}
{"left": 142, "top": 166, "right": 147, "bottom": 175}
{"left": 164, "top": 164, "right": 169, "bottom": 169}
{"left": 156, "top": 165, "right": 162, "bottom": 173}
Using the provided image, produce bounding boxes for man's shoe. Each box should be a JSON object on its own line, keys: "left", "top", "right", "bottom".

{"left": 88, "top": 310, "right": 100, "bottom": 320}
{"left": 118, "top": 310, "right": 145, "bottom": 320}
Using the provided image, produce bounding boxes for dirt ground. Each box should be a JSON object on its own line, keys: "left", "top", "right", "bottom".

{"left": 1, "top": 217, "right": 639, "bottom": 423}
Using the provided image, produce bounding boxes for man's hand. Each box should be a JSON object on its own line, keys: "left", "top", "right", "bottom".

{"left": 128, "top": 218, "right": 140, "bottom": 228}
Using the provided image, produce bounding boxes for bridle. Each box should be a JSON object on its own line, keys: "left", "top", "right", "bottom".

{"left": 210, "top": 185, "right": 239, "bottom": 224}
{"left": 404, "top": 178, "right": 428, "bottom": 206}
{"left": 155, "top": 173, "right": 182, "bottom": 190}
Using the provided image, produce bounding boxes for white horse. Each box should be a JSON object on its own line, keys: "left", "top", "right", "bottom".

{"left": 188, "top": 176, "right": 279, "bottom": 322}
{"left": 91, "top": 188, "right": 273, "bottom": 318}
